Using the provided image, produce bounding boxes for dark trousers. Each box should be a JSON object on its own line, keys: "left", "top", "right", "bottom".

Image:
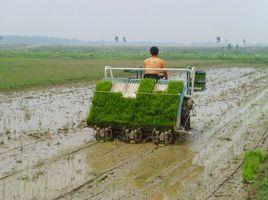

{"left": 143, "top": 74, "right": 160, "bottom": 81}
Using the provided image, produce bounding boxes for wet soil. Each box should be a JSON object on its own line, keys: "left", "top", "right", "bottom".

{"left": 0, "top": 67, "right": 267, "bottom": 200}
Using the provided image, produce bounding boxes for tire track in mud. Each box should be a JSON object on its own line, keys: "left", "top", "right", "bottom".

{"left": 0, "top": 141, "right": 97, "bottom": 181}
{"left": 186, "top": 71, "right": 268, "bottom": 164}
{"left": 0, "top": 121, "right": 89, "bottom": 156}
{"left": 191, "top": 68, "right": 266, "bottom": 132}
{"left": 205, "top": 127, "right": 268, "bottom": 200}
{"left": 55, "top": 146, "right": 159, "bottom": 199}
{"left": 199, "top": 86, "right": 268, "bottom": 148}
{"left": 60, "top": 145, "right": 196, "bottom": 200}
{"left": 0, "top": 139, "right": 158, "bottom": 199}
{"left": 0, "top": 140, "right": 34, "bottom": 156}
{"left": 69, "top": 145, "right": 202, "bottom": 199}
{"left": 194, "top": 72, "right": 268, "bottom": 143}
{"left": 0, "top": 84, "right": 92, "bottom": 139}
{"left": 0, "top": 132, "right": 54, "bottom": 156}
{"left": 193, "top": 78, "right": 268, "bottom": 200}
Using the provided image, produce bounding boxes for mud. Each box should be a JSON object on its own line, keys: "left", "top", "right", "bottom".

{"left": 0, "top": 67, "right": 267, "bottom": 200}
{"left": 0, "top": 84, "right": 93, "bottom": 135}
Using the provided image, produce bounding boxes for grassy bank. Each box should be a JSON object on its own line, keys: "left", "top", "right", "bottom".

{"left": 243, "top": 150, "right": 264, "bottom": 183}
{"left": 253, "top": 157, "right": 268, "bottom": 200}
{"left": 0, "top": 46, "right": 267, "bottom": 91}
{"left": 243, "top": 150, "right": 268, "bottom": 199}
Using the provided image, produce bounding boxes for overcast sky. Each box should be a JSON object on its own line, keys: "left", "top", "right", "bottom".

{"left": 1, "top": 0, "right": 268, "bottom": 44}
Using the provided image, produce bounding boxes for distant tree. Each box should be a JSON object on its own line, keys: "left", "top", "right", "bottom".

{"left": 227, "top": 43, "right": 232, "bottom": 50}
{"left": 243, "top": 39, "right": 246, "bottom": 48}
{"left": 115, "top": 35, "right": 119, "bottom": 43}
{"left": 216, "top": 36, "right": 221, "bottom": 43}
{"left": 235, "top": 44, "right": 239, "bottom": 49}
{"left": 123, "top": 37, "right": 126, "bottom": 43}
{"left": 0, "top": 36, "right": 2, "bottom": 41}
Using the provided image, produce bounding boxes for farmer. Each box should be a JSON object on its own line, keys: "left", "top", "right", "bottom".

{"left": 143, "top": 46, "right": 167, "bottom": 81}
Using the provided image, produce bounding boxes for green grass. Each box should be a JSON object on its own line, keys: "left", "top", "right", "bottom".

{"left": 87, "top": 79, "right": 183, "bottom": 129}
{"left": 2, "top": 46, "right": 268, "bottom": 62}
{"left": 0, "top": 45, "right": 267, "bottom": 91}
{"left": 253, "top": 156, "right": 268, "bottom": 200}
{"left": 243, "top": 150, "right": 265, "bottom": 183}
{"left": 0, "top": 58, "right": 142, "bottom": 90}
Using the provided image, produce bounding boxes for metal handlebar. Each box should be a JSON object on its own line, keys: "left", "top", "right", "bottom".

{"left": 104, "top": 66, "right": 196, "bottom": 97}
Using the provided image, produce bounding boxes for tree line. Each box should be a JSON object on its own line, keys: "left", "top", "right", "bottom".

{"left": 115, "top": 36, "right": 126, "bottom": 43}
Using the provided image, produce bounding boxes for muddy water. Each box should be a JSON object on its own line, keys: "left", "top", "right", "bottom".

{"left": 0, "top": 67, "right": 268, "bottom": 200}
{"left": 0, "top": 84, "right": 93, "bottom": 136}
{"left": 1, "top": 144, "right": 91, "bottom": 199}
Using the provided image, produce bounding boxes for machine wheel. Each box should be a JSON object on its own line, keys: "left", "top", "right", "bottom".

{"left": 122, "top": 128, "right": 130, "bottom": 143}
{"left": 181, "top": 97, "right": 191, "bottom": 130}
{"left": 152, "top": 129, "right": 160, "bottom": 144}
{"left": 122, "top": 128, "right": 142, "bottom": 143}
{"left": 94, "top": 127, "right": 113, "bottom": 142}
{"left": 152, "top": 130, "right": 173, "bottom": 146}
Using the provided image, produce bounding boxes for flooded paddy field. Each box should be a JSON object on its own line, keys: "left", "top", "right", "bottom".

{"left": 0, "top": 67, "right": 267, "bottom": 200}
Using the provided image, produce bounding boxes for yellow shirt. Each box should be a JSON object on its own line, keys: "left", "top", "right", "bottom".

{"left": 144, "top": 56, "right": 166, "bottom": 75}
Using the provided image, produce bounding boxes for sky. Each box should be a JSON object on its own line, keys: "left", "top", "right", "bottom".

{"left": 1, "top": 0, "right": 268, "bottom": 44}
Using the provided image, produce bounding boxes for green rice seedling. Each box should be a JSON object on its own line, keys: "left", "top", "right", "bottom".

{"left": 195, "top": 71, "right": 206, "bottom": 80}
{"left": 137, "top": 78, "right": 155, "bottom": 94}
{"left": 242, "top": 150, "right": 264, "bottom": 183}
{"left": 134, "top": 80, "right": 183, "bottom": 129}
{"left": 95, "top": 80, "right": 112, "bottom": 91}
{"left": 167, "top": 80, "right": 184, "bottom": 94}
{"left": 87, "top": 79, "right": 184, "bottom": 129}
{"left": 87, "top": 80, "right": 135, "bottom": 127}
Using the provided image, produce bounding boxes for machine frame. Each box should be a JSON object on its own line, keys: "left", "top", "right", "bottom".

{"left": 88, "top": 66, "right": 198, "bottom": 144}
{"left": 104, "top": 66, "right": 196, "bottom": 131}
